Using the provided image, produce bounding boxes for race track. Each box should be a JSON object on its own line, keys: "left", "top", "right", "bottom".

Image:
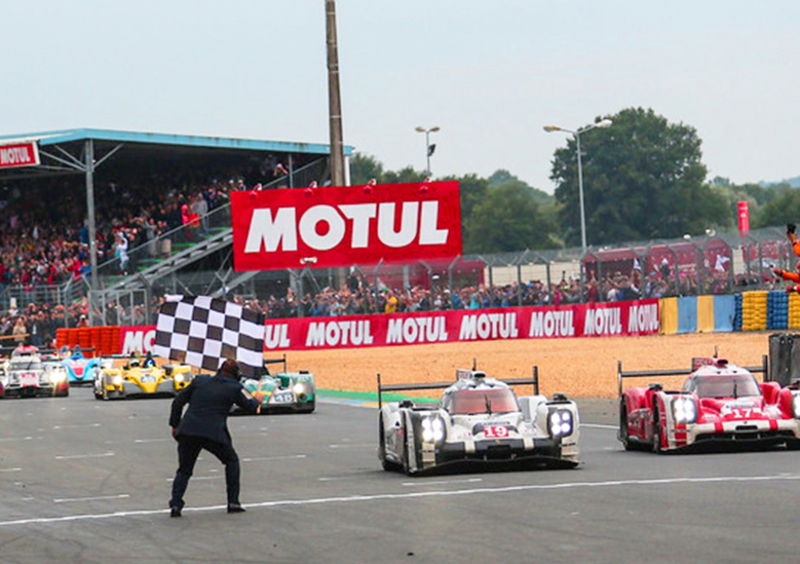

{"left": 1, "top": 388, "right": 799, "bottom": 563}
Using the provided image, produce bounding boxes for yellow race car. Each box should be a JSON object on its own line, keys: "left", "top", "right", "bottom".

{"left": 93, "top": 355, "right": 193, "bottom": 400}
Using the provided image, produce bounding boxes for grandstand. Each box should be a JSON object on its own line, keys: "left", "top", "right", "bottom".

{"left": 0, "top": 128, "right": 353, "bottom": 324}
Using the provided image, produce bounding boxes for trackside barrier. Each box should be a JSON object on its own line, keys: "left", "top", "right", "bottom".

{"left": 55, "top": 326, "right": 120, "bottom": 357}
{"left": 59, "top": 293, "right": 800, "bottom": 354}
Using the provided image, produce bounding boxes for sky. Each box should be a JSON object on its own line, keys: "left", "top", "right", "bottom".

{"left": 2, "top": 0, "right": 798, "bottom": 193}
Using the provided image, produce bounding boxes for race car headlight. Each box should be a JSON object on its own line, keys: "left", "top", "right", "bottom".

{"left": 421, "top": 416, "right": 446, "bottom": 443}
{"left": 672, "top": 397, "right": 697, "bottom": 424}
{"left": 792, "top": 395, "right": 800, "bottom": 419}
{"left": 174, "top": 373, "right": 185, "bottom": 382}
{"left": 292, "top": 383, "right": 305, "bottom": 395}
{"left": 49, "top": 369, "right": 67, "bottom": 382}
{"left": 112, "top": 375, "right": 123, "bottom": 386}
{"left": 549, "top": 409, "right": 574, "bottom": 437}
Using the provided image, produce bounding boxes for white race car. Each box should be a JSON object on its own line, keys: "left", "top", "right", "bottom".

{"left": 377, "top": 367, "right": 580, "bottom": 475}
{"left": 0, "top": 345, "right": 69, "bottom": 398}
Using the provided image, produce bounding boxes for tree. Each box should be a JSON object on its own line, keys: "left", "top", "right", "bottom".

{"left": 349, "top": 153, "right": 383, "bottom": 185}
{"left": 753, "top": 185, "right": 800, "bottom": 228}
{"left": 464, "top": 182, "right": 558, "bottom": 253}
{"left": 549, "top": 107, "right": 727, "bottom": 246}
{"left": 488, "top": 169, "right": 553, "bottom": 205}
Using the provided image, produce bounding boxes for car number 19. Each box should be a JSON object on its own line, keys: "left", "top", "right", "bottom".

{"left": 484, "top": 425, "right": 509, "bottom": 438}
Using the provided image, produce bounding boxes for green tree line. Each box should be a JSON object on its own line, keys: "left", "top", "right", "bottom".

{"left": 351, "top": 106, "right": 795, "bottom": 254}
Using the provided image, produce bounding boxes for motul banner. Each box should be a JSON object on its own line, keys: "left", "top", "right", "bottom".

{"left": 116, "top": 300, "right": 659, "bottom": 354}
{"left": 230, "top": 181, "right": 462, "bottom": 271}
{"left": 119, "top": 325, "right": 157, "bottom": 355}
{"left": 262, "top": 299, "right": 660, "bottom": 351}
{"left": 0, "top": 141, "right": 39, "bottom": 169}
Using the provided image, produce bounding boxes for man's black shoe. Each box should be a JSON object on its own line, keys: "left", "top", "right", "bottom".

{"left": 227, "top": 503, "right": 246, "bottom": 514}
{"left": 788, "top": 223, "right": 796, "bottom": 235}
{"left": 170, "top": 505, "right": 182, "bottom": 518}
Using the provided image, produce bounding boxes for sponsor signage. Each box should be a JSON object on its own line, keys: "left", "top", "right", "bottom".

{"left": 263, "top": 299, "right": 660, "bottom": 351}
{"left": 737, "top": 201, "right": 749, "bottom": 236}
{"left": 119, "top": 325, "right": 157, "bottom": 355}
{"left": 121, "top": 300, "right": 659, "bottom": 353}
{"left": 0, "top": 141, "right": 40, "bottom": 169}
{"left": 230, "top": 181, "right": 462, "bottom": 271}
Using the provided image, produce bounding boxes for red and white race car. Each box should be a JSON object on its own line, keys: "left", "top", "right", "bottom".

{"left": 618, "top": 356, "right": 800, "bottom": 453}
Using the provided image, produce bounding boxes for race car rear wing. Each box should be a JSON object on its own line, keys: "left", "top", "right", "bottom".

{"left": 264, "top": 354, "right": 287, "bottom": 373}
{"left": 0, "top": 345, "right": 96, "bottom": 357}
{"left": 377, "top": 366, "right": 539, "bottom": 408}
{"left": 617, "top": 355, "right": 769, "bottom": 397}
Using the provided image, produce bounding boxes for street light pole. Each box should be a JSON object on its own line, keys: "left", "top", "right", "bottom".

{"left": 543, "top": 118, "right": 612, "bottom": 255}
{"left": 415, "top": 126, "right": 440, "bottom": 175}
{"left": 575, "top": 130, "right": 586, "bottom": 254}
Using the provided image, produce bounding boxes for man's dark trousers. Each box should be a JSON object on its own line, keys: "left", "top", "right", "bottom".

{"left": 171, "top": 435, "right": 240, "bottom": 509}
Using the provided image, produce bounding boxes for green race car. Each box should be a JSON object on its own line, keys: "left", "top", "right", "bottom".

{"left": 238, "top": 355, "right": 315, "bottom": 414}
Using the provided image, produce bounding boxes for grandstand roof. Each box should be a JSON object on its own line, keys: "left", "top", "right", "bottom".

{"left": 0, "top": 128, "right": 353, "bottom": 156}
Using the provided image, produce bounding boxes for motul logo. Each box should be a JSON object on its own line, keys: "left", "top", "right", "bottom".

{"left": 244, "top": 201, "right": 449, "bottom": 253}
{"left": 231, "top": 181, "right": 462, "bottom": 271}
{"left": 121, "top": 327, "right": 156, "bottom": 355}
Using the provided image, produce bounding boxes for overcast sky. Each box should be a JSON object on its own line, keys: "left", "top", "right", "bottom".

{"left": 2, "top": 1, "right": 797, "bottom": 192}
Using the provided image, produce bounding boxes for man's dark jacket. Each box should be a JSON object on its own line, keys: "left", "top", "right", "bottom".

{"left": 169, "top": 374, "right": 259, "bottom": 444}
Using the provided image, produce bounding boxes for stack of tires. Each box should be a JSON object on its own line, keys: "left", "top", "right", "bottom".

{"left": 767, "top": 290, "right": 789, "bottom": 330}
{"left": 734, "top": 293, "right": 743, "bottom": 331}
{"left": 741, "top": 290, "right": 768, "bottom": 331}
{"left": 789, "top": 293, "right": 800, "bottom": 329}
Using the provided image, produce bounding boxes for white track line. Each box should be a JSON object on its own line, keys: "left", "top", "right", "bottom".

{"left": 3, "top": 473, "right": 800, "bottom": 527}
{"left": 0, "top": 436, "right": 40, "bottom": 443}
{"left": 164, "top": 476, "right": 220, "bottom": 482}
{"left": 582, "top": 423, "right": 618, "bottom": 430}
{"left": 134, "top": 438, "right": 171, "bottom": 443}
{"left": 242, "top": 454, "right": 307, "bottom": 462}
{"left": 0, "top": 468, "right": 22, "bottom": 473}
{"left": 52, "top": 423, "right": 101, "bottom": 430}
{"left": 328, "top": 444, "right": 374, "bottom": 449}
{"left": 54, "top": 452, "right": 115, "bottom": 460}
{"left": 402, "top": 478, "right": 482, "bottom": 487}
{"left": 54, "top": 494, "right": 130, "bottom": 503}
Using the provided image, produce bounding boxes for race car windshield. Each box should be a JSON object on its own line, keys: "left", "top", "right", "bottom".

{"left": 695, "top": 375, "right": 760, "bottom": 399}
{"left": 450, "top": 389, "right": 518, "bottom": 415}
{"left": 11, "top": 360, "right": 41, "bottom": 371}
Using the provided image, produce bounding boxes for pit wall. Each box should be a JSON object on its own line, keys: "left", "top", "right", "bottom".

{"left": 54, "top": 293, "right": 795, "bottom": 355}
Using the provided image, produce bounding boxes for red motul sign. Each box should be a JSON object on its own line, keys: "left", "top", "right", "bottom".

{"left": 231, "top": 181, "right": 462, "bottom": 271}
{"left": 0, "top": 141, "right": 40, "bottom": 169}
{"left": 737, "top": 201, "right": 749, "bottom": 236}
{"left": 112, "top": 299, "right": 660, "bottom": 354}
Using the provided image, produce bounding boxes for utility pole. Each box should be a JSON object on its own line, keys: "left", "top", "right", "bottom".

{"left": 325, "top": 0, "right": 348, "bottom": 290}
{"left": 326, "top": 0, "right": 345, "bottom": 187}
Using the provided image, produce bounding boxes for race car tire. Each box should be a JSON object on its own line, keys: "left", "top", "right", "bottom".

{"left": 378, "top": 420, "right": 399, "bottom": 472}
{"left": 652, "top": 405, "right": 663, "bottom": 454}
{"left": 619, "top": 402, "right": 635, "bottom": 451}
{"left": 402, "top": 418, "right": 418, "bottom": 476}
{"left": 298, "top": 400, "right": 315, "bottom": 414}
{"left": 402, "top": 421, "right": 412, "bottom": 475}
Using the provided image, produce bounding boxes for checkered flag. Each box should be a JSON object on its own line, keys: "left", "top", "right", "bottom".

{"left": 153, "top": 296, "right": 265, "bottom": 377}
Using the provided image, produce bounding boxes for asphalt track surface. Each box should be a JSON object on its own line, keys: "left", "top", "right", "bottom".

{"left": 1, "top": 390, "right": 800, "bottom": 564}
